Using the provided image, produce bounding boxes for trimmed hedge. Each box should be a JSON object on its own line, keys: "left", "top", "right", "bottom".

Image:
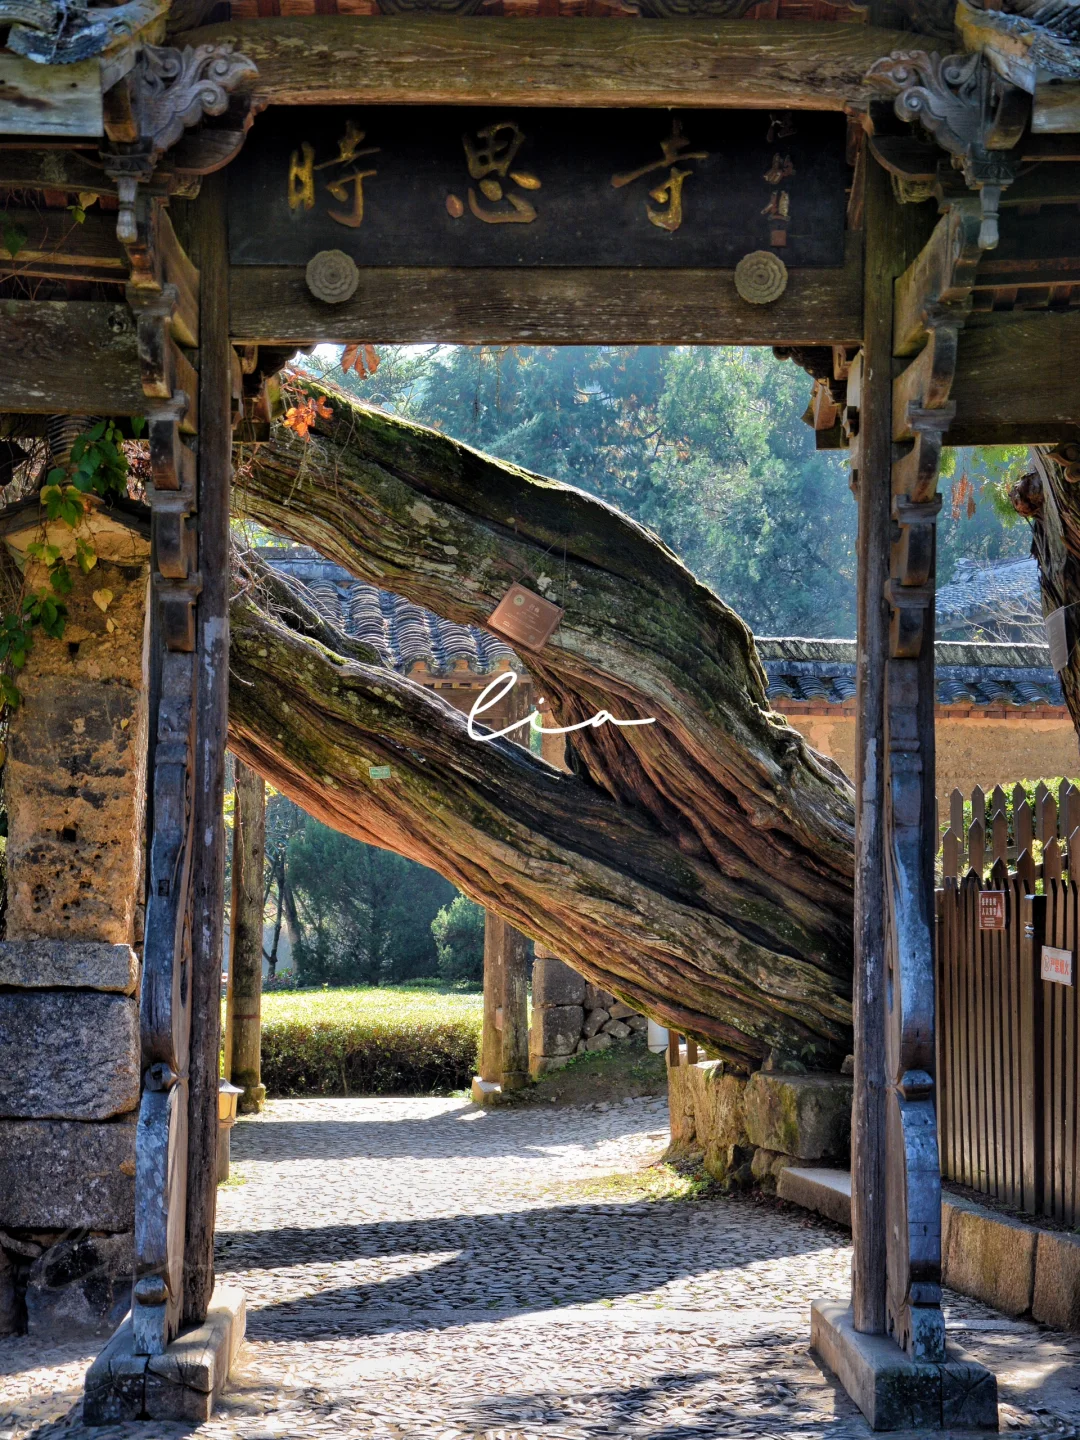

{"left": 260, "top": 985, "right": 483, "bottom": 1097}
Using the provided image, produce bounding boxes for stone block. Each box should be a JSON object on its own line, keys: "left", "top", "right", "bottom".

{"left": 941, "top": 1195, "right": 1036, "bottom": 1318}
{"left": 532, "top": 956, "right": 586, "bottom": 1008}
{"left": 1033, "top": 1228, "right": 1080, "bottom": 1329}
{"left": 530, "top": 1055, "right": 571, "bottom": 1077}
{"left": 584, "top": 983, "right": 614, "bottom": 1012}
{"left": 0, "top": 992, "right": 139, "bottom": 1120}
{"left": 811, "top": 1300, "right": 998, "bottom": 1431}
{"left": 0, "top": 1118, "right": 135, "bottom": 1228}
{"left": 626, "top": 1015, "right": 648, "bottom": 1032}
{"left": 0, "top": 940, "right": 138, "bottom": 994}
{"left": 26, "top": 1231, "right": 133, "bottom": 1340}
{"left": 583, "top": 1008, "right": 609, "bottom": 1037}
{"left": 602, "top": 1019, "right": 631, "bottom": 1040}
{"left": 777, "top": 1167, "right": 852, "bottom": 1227}
{"left": 751, "top": 1147, "right": 791, "bottom": 1191}
{"left": 585, "top": 1032, "right": 612, "bottom": 1052}
{"left": 608, "top": 1001, "right": 636, "bottom": 1020}
{"left": 664, "top": 1058, "right": 749, "bottom": 1177}
{"left": 83, "top": 1284, "right": 245, "bottom": 1425}
{"left": 532, "top": 1004, "right": 584, "bottom": 1056}
{"left": 744, "top": 1072, "right": 852, "bottom": 1161}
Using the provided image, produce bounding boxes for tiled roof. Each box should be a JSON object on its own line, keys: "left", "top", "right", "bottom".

{"left": 263, "top": 549, "right": 1066, "bottom": 708}
{"left": 936, "top": 557, "right": 1042, "bottom": 638}
{"left": 757, "top": 637, "right": 1065, "bottom": 711}
{"left": 260, "top": 546, "right": 520, "bottom": 676}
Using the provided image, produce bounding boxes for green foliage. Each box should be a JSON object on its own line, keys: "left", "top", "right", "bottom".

{"left": 431, "top": 892, "right": 485, "bottom": 984}
{"left": 286, "top": 815, "right": 456, "bottom": 985}
{"left": 0, "top": 418, "right": 138, "bottom": 711}
{"left": 259, "top": 984, "right": 482, "bottom": 1096}
{"left": 1, "top": 221, "right": 26, "bottom": 261}
{"left": 310, "top": 344, "right": 1031, "bottom": 637}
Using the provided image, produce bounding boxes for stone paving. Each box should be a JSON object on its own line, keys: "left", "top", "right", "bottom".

{"left": 3, "top": 1093, "right": 1080, "bottom": 1439}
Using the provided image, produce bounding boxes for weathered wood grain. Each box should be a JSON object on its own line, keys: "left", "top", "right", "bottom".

{"left": 0, "top": 301, "right": 143, "bottom": 413}
{"left": 0, "top": 55, "right": 103, "bottom": 138}
{"left": 948, "top": 310, "right": 1080, "bottom": 446}
{"left": 182, "top": 17, "right": 933, "bottom": 112}
{"left": 0, "top": 206, "right": 126, "bottom": 281}
{"left": 230, "top": 235, "right": 863, "bottom": 347}
{"left": 183, "top": 171, "right": 232, "bottom": 1328}
{"left": 224, "top": 758, "right": 266, "bottom": 1113}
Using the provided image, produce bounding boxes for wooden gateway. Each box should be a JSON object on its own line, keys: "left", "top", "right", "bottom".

{"left": 1, "top": 0, "right": 1079, "bottom": 1422}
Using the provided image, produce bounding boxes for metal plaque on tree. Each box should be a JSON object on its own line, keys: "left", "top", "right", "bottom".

{"left": 228, "top": 107, "right": 849, "bottom": 270}
{"left": 1047, "top": 605, "right": 1074, "bottom": 673}
{"left": 488, "top": 584, "right": 564, "bottom": 651}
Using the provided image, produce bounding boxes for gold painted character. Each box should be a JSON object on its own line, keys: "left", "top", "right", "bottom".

{"left": 288, "top": 141, "right": 316, "bottom": 212}
{"left": 446, "top": 121, "right": 541, "bottom": 225}
{"left": 611, "top": 119, "right": 708, "bottom": 233}
{"left": 325, "top": 169, "right": 378, "bottom": 229}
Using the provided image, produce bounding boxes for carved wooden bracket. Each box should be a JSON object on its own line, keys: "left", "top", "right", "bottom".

{"left": 103, "top": 41, "right": 256, "bottom": 254}
{"left": 865, "top": 50, "right": 1029, "bottom": 247}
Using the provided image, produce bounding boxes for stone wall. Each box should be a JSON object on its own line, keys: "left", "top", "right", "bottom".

{"left": 784, "top": 709, "right": 1079, "bottom": 797}
{"left": 529, "top": 952, "right": 647, "bottom": 1077}
{"left": 0, "top": 508, "right": 150, "bottom": 1338}
{"left": 667, "top": 1055, "right": 852, "bottom": 1189}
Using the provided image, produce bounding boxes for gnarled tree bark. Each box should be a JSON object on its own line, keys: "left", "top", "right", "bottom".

{"left": 227, "top": 388, "right": 857, "bottom": 1071}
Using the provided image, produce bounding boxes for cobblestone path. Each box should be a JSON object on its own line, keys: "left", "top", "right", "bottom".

{"left": 4, "top": 1095, "right": 1080, "bottom": 1439}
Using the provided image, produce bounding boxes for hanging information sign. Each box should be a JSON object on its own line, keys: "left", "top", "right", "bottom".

{"left": 1042, "top": 945, "right": 1074, "bottom": 985}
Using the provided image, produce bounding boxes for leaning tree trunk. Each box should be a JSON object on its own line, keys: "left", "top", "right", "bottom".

{"left": 1014, "top": 448, "right": 1080, "bottom": 758}
{"left": 227, "top": 385, "right": 857, "bottom": 1071}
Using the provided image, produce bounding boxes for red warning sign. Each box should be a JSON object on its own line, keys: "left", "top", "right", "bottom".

{"left": 979, "top": 892, "right": 1006, "bottom": 930}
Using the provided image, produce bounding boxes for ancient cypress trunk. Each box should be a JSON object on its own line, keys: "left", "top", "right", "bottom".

{"left": 226, "top": 388, "right": 859, "bottom": 1070}
{"left": 227, "top": 579, "right": 851, "bottom": 1070}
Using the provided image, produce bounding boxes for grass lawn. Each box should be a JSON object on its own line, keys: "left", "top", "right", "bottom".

{"left": 259, "top": 983, "right": 483, "bottom": 1097}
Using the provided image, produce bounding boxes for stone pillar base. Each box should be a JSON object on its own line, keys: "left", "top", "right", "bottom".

{"left": 83, "top": 1284, "right": 245, "bottom": 1426}
{"left": 470, "top": 1077, "right": 503, "bottom": 1106}
{"left": 810, "top": 1300, "right": 997, "bottom": 1431}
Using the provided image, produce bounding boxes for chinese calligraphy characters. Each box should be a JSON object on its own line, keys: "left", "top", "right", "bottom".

{"left": 288, "top": 120, "right": 380, "bottom": 230}
{"left": 611, "top": 119, "right": 708, "bottom": 233}
{"left": 446, "top": 121, "right": 542, "bottom": 225}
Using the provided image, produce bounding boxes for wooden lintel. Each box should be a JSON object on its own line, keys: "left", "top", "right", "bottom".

{"left": 230, "top": 234, "right": 864, "bottom": 347}
{"left": 0, "top": 55, "right": 104, "bottom": 139}
{"left": 947, "top": 308, "right": 1080, "bottom": 446}
{"left": 0, "top": 300, "right": 144, "bottom": 414}
{"left": 182, "top": 16, "right": 933, "bottom": 112}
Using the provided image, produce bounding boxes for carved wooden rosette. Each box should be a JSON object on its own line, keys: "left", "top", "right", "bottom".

{"left": 126, "top": 207, "right": 202, "bottom": 1356}
{"left": 881, "top": 197, "right": 982, "bottom": 1361}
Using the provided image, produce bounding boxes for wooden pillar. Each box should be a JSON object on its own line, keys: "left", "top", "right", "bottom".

{"left": 183, "top": 170, "right": 233, "bottom": 1327}
{"left": 225, "top": 757, "right": 267, "bottom": 1114}
{"left": 500, "top": 921, "right": 530, "bottom": 1093}
{"left": 477, "top": 912, "right": 530, "bottom": 1094}
{"left": 849, "top": 152, "right": 895, "bottom": 1339}
{"left": 478, "top": 910, "right": 506, "bottom": 1086}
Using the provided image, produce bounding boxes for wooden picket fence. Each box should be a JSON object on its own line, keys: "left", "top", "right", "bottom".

{"left": 937, "top": 780, "right": 1080, "bottom": 1222}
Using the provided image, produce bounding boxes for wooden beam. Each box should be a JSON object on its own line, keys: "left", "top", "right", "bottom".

{"left": 230, "top": 235, "right": 863, "bottom": 347}
{"left": 183, "top": 17, "right": 933, "bottom": 112}
{"left": 0, "top": 300, "right": 143, "bottom": 413}
{"left": 0, "top": 55, "right": 103, "bottom": 138}
{"left": 947, "top": 309, "right": 1080, "bottom": 446}
{"left": 0, "top": 206, "right": 127, "bottom": 282}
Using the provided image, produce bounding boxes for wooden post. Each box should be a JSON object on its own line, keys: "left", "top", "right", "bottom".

{"left": 500, "top": 922, "right": 530, "bottom": 1093}
{"left": 479, "top": 910, "right": 506, "bottom": 1086}
{"left": 478, "top": 912, "right": 530, "bottom": 1093}
{"left": 849, "top": 153, "right": 895, "bottom": 1339}
{"left": 225, "top": 757, "right": 267, "bottom": 1113}
{"left": 183, "top": 170, "right": 232, "bottom": 1327}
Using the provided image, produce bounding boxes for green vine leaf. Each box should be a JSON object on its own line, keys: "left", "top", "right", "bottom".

{"left": 1, "top": 221, "right": 27, "bottom": 260}
{"left": 75, "top": 538, "right": 97, "bottom": 575}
